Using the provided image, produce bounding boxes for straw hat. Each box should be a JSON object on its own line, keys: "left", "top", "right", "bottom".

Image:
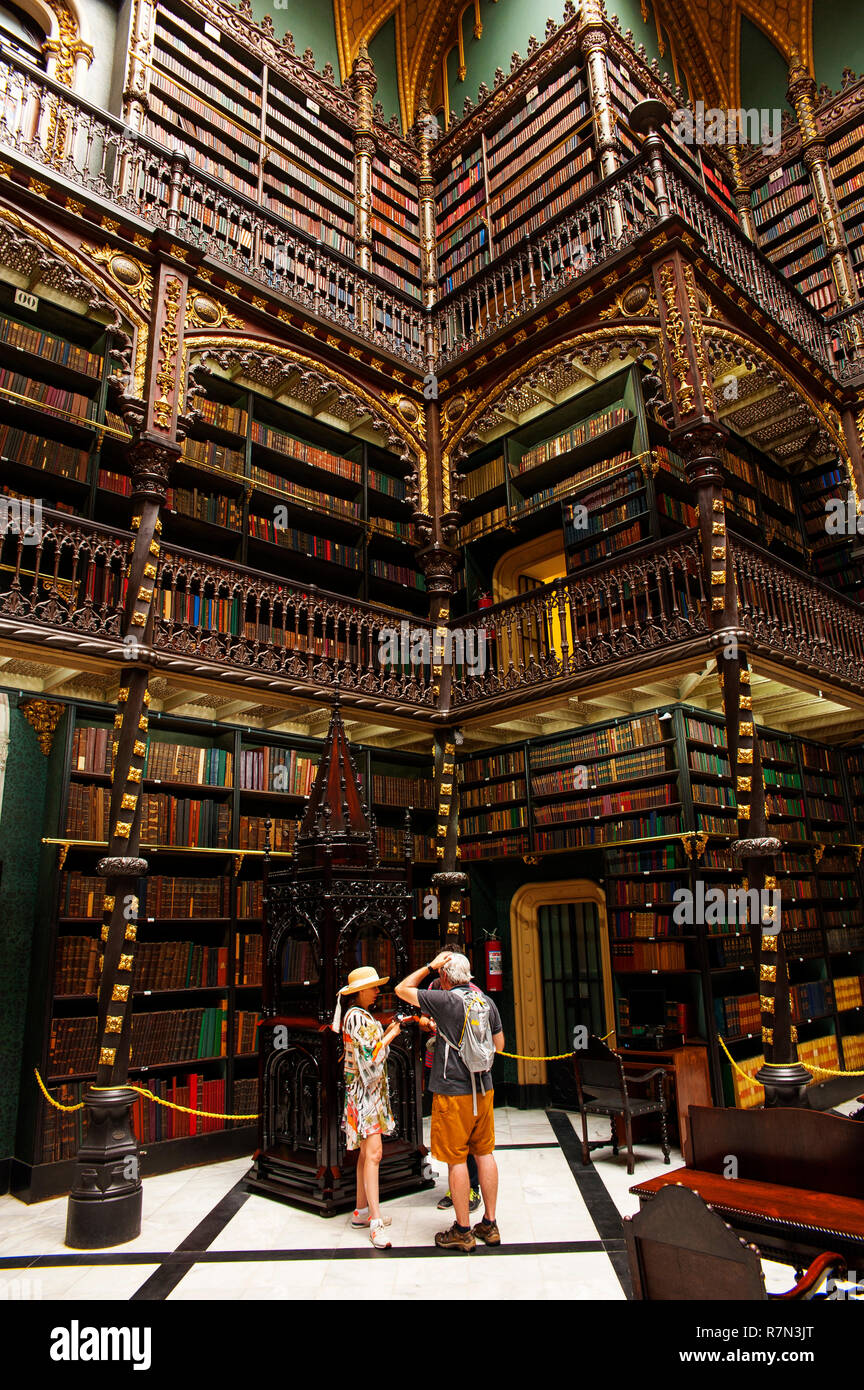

{"left": 331, "top": 965, "right": 389, "bottom": 1032}
{"left": 340, "top": 965, "right": 389, "bottom": 995}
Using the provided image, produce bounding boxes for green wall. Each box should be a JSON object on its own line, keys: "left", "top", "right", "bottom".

{"left": 369, "top": 14, "right": 400, "bottom": 121}
{"left": 0, "top": 700, "right": 68, "bottom": 1176}
{"left": 813, "top": 0, "right": 864, "bottom": 91}
{"left": 739, "top": 15, "right": 789, "bottom": 115}
{"left": 442, "top": 0, "right": 684, "bottom": 116}
{"left": 249, "top": 0, "right": 340, "bottom": 75}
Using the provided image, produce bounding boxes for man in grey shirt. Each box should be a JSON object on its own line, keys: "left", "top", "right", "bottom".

{"left": 396, "top": 951, "right": 504, "bottom": 1252}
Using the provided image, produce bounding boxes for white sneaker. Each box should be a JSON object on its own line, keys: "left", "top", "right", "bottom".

{"left": 351, "top": 1209, "right": 392, "bottom": 1228}
{"left": 369, "top": 1218, "right": 391, "bottom": 1249}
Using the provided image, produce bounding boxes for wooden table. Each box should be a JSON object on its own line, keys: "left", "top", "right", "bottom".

{"left": 616, "top": 1043, "right": 711, "bottom": 1153}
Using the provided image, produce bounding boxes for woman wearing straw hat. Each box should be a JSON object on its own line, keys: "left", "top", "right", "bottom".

{"left": 332, "top": 964, "right": 406, "bottom": 1249}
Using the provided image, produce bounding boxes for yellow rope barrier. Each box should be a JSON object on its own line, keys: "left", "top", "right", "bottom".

{"left": 717, "top": 1039, "right": 864, "bottom": 1082}
{"left": 35, "top": 1069, "right": 259, "bottom": 1121}
{"left": 499, "top": 1050, "right": 575, "bottom": 1061}
{"left": 499, "top": 1028, "right": 615, "bottom": 1061}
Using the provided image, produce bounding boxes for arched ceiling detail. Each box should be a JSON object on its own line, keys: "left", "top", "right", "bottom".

{"left": 330, "top": 0, "right": 828, "bottom": 131}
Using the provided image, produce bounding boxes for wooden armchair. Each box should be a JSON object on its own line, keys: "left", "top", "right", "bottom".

{"left": 624, "top": 1183, "right": 847, "bottom": 1300}
{"left": 573, "top": 1034, "right": 671, "bottom": 1176}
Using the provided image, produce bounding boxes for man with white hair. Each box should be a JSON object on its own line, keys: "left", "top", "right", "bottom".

{"left": 396, "top": 950, "right": 504, "bottom": 1252}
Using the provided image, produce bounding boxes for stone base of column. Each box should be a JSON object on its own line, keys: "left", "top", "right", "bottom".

{"left": 65, "top": 1086, "right": 143, "bottom": 1249}
{"left": 755, "top": 1061, "right": 813, "bottom": 1109}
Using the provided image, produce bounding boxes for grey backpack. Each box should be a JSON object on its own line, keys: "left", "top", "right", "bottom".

{"left": 439, "top": 987, "right": 497, "bottom": 1114}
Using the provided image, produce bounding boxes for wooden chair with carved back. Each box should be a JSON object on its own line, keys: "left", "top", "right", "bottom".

{"left": 624, "top": 1183, "right": 846, "bottom": 1300}
{"left": 573, "top": 1033, "right": 671, "bottom": 1176}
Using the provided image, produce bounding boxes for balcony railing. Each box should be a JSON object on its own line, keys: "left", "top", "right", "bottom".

{"left": 732, "top": 538, "right": 864, "bottom": 685}
{"left": 662, "top": 165, "right": 836, "bottom": 375}
{"left": 436, "top": 160, "right": 655, "bottom": 366}
{"left": 3, "top": 517, "right": 864, "bottom": 706}
{"left": 0, "top": 53, "right": 860, "bottom": 384}
{"left": 0, "top": 513, "right": 438, "bottom": 710}
{"left": 0, "top": 56, "right": 426, "bottom": 366}
{"left": 450, "top": 535, "right": 711, "bottom": 707}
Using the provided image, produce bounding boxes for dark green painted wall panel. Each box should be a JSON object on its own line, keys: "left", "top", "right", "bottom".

{"left": 0, "top": 701, "right": 68, "bottom": 1163}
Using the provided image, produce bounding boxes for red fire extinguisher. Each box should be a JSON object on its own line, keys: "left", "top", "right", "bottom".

{"left": 485, "top": 939, "right": 503, "bottom": 992}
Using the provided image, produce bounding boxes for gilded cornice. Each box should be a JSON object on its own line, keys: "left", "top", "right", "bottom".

{"left": 182, "top": 335, "right": 427, "bottom": 508}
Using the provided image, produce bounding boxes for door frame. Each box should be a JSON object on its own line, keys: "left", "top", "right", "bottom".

{"left": 510, "top": 881, "right": 615, "bottom": 1087}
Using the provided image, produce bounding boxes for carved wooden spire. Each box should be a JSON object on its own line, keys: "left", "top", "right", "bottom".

{"left": 295, "top": 703, "right": 375, "bottom": 868}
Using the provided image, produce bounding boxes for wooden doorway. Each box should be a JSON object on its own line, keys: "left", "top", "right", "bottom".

{"left": 510, "top": 882, "right": 614, "bottom": 1101}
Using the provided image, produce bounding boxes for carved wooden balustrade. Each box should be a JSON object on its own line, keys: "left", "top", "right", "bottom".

{"left": 0, "top": 56, "right": 426, "bottom": 366}
{"left": 731, "top": 538, "right": 864, "bottom": 686}
{"left": 0, "top": 512, "right": 438, "bottom": 709}
{"left": 450, "top": 535, "right": 711, "bottom": 709}
{"left": 3, "top": 516, "right": 864, "bottom": 707}
{"left": 436, "top": 159, "right": 655, "bottom": 367}
{"left": 0, "top": 54, "right": 854, "bottom": 383}
{"left": 662, "top": 163, "right": 837, "bottom": 375}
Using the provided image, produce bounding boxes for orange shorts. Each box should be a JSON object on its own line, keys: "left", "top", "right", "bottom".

{"left": 430, "top": 1090, "right": 495, "bottom": 1166}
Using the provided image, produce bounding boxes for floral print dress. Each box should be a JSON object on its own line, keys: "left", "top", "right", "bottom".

{"left": 342, "top": 1006, "right": 396, "bottom": 1150}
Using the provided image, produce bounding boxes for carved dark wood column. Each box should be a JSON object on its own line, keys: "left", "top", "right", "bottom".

{"left": 577, "top": 0, "right": 621, "bottom": 183}
{"left": 787, "top": 49, "right": 857, "bottom": 311}
{"left": 725, "top": 146, "right": 756, "bottom": 242}
{"left": 66, "top": 263, "right": 192, "bottom": 1247}
{"left": 348, "top": 44, "right": 376, "bottom": 276}
{"left": 653, "top": 249, "right": 808, "bottom": 1105}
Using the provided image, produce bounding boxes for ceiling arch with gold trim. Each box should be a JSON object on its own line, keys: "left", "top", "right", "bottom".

{"left": 332, "top": 0, "right": 835, "bottom": 131}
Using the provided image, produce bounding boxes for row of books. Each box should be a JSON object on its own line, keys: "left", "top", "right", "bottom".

{"left": 376, "top": 827, "right": 435, "bottom": 861}
{"left": 461, "top": 750, "right": 523, "bottom": 783}
{"left": 282, "top": 940, "right": 317, "bottom": 985}
{"left": 97, "top": 468, "right": 131, "bottom": 495}
{"left": 71, "top": 725, "right": 113, "bottom": 775}
{"left": 371, "top": 775, "right": 436, "bottom": 809}
{"left": 235, "top": 932, "right": 262, "bottom": 986}
{"left": 249, "top": 467, "right": 361, "bottom": 521}
{"left": 182, "top": 437, "right": 245, "bottom": 476}
{"left": 368, "top": 558, "right": 426, "bottom": 589}
{"left": 530, "top": 714, "right": 665, "bottom": 770}
{"left": 512, "top": 407, "right": 632, "bottom": 475}
{"left": 55, "top": 938, "right": 230, "bottom": 995}
{"left": 63, "top": 787, "right": 232, "bottom": 847}
{"left": 791, "top": 980, "right": 834, "bottom": 1022}
{"left": 462, "top": 808, "right": 528, "bottom": 837}
{"left": 238, "top": 746, "right": 317, "bottom": 794}
{"left": 60, "top": 872, "right": 231, "bottom": 919}
{"left": 147, "top": 743, "right": 233, "bottom": 787}
{"left": 533, "top": 783, "right": 676, "bottom": 825}
{"left": 535, "top": 812, "right": 681, "bottom": 850}
{"left": 571, "top": 523, "right": 645, "bottom": 566}
{"left": 166, "top": 486, "right": 243, "bottom": 530}
{"left": 0, "top": 367, "right": 94, "bottom": 422}
{"left": 610, "top": 911, "right": 682, "bottom": 940}
{"left": 49, "top": 1005, "right": 228, "bottom": 1075}
{"left": 40, "top": 1072, "right": 256, "bottom": 1159}
{"left": 462, "top": 455, "right": 506, "bottom": 501}
{"left": 247, "top": 516, "right": 360, "bottom": 567}
{"left": 612, "top": 940, "right": 686, "bottom": 971}
{"left": 0, "top": 315, "right": 101, "bottom": 376}
{"left": 238, "top": 815, "right": 295, "bottom": 851}
{"left": 250, "top": 420, "right": 360, "bottom": 481}
{"left": 462, "top": 778, "right": 525, "bottom": 809}
{"left": 0, "top": 425, "right": 90, "bottom": 480}
{"left": 715, "top": 993, "right": 762, "bottom": 1038}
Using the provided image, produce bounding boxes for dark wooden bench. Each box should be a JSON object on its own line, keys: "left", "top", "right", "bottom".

{"left": 630, "top": 1104, "right": 864, "bottom": 1268}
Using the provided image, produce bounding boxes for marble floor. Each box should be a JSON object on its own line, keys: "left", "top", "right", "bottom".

{"left": 0, "top": 1108, "right": 852, "bottom": 1301}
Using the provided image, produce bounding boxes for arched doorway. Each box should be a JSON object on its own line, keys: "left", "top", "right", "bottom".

{"left": 510, "top": 881, "right": 614, "bottom": 1102}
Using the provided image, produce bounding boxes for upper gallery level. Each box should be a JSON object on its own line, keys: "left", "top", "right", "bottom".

{"left": 0, "top": 0, "right": 863, "bottom": 377}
